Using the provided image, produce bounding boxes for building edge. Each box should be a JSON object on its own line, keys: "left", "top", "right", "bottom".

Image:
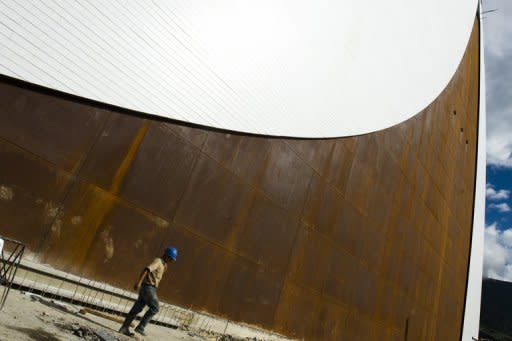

{"left": 461, "top": 2, "right": 486, "bottom": 340}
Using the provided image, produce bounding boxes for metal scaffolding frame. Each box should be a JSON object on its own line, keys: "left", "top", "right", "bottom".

{"left": 0, "top": 236, "right": 25, "bottom": 310}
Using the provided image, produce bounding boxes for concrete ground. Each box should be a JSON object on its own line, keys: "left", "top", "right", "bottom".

{"left": 0, "top": 289, "right": 205, "bottom": 341}
{"left": 2, "top": 261, "right": 290, "bottom": 341}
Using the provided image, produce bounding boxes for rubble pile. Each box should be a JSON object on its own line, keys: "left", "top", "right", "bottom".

{"left": 56, "top": 322, "right": 102, "bottom": 341}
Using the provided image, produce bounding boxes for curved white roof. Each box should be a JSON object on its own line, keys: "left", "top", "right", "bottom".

{"left": 0, "top": 1, "right": 477, "bottom": 137}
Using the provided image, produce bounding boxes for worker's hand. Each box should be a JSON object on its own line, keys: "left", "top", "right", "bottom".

{"left": 134, "top": 283, "right": 141, "bottom": 291}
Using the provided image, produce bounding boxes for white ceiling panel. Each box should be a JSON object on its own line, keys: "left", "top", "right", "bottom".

{"left": 0, "top": 0, "right": 478, "bottom": 137}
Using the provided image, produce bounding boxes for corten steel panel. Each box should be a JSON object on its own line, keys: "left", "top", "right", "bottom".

{"left": 323, "top": 140, "right": 355, "bottom": 194}
{"left": 202, "top": 131, "right": 273, "bottom": 187}
{"left": 218, "top": 257, "right": 283, "bottom": 327}
{"left": 168, "top": 124, "right": 209, "bottom": 150}
{"left": 316, "top": 300, "right": 349, "bottom": 341}
{"left": 40, "top": 180, "right": 170, "bottom": 276}
{"left": 80, "top": 202, "right": 173, "bottom": 285}
{"left": 79, "top": 114, "right": 147, "bottom": 190}
{"left": 287, "top": 225, "right": 332, "bottom": 293}
{"left": 0, "top": 139, "right": 73, "bottom": 251}
{"left": 259, "top": 142, "right": 314, "bottom": 216}
{"left": 273, "top": 282, "right": 321, "bottom": 339}
{"left": 302, "top": 175, "right": 345, "bottom": 236}
{"left": 228, "top": 136, "right": 273, "bottom": 185}
{"left": 0, "top": 17, "right": 480, "bottom": 340}
{"left": 202, "top": 131, "right": 244, "bottom": 167}
{"left": 331, "top": 200, "right": 366, "bottom": 258}
{"left": 285, "top": 139, "right": 335, "bottom": 176}
{"left": 174, "top": 153, "right": 252, "bottom": 246}
{"left": 324, "top": 247, "right": 359, "bottom": 307}
{"left": 118, "top": 122, "right": 200, "bottom": 220}
{"left": 234, "top": 192, "right": 300, "bottom": 276}
{"left": 156, "top": 225, "right": 233, "bottom": 312}
{"left": 0, "top": 82, "right": 109, "bottom": 172}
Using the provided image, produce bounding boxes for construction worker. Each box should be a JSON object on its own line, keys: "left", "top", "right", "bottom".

{"left": 119, "top": 246, "right": 178, "bottom": 337}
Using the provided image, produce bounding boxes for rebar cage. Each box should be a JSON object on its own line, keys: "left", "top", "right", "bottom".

{"left": 0, "top": 236, "right": 25, "bottom": 310}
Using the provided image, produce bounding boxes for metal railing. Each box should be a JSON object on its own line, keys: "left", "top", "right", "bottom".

{"left": 9, "top": 259, "right": 292, "bottom": 341}
{"left": 0, "top": 236, "right": 25, "bottom": 310}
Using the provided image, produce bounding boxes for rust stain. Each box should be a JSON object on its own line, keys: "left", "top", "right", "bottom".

{"left": 100, "top": 225, "right": 115, "bottom": 261}
{"left": 70, "top": 121, "right": 150, "bottom": 268}
{"left": 0, "top": 185, "right": 14, "bottom": 201}
{"left": 111, "top": 121, "right": 150, "bottom": 193}
{"left": 50, "top": 218, "right": 62, "bottom": 238}
{"left": 71, "top": 215, "right": 82, "bottom": 225}
{"left": 43, "top": 201, "right": 61, "bottom": 224}
{"left": 152, "top": 216, "right": 170, "bottom": 229}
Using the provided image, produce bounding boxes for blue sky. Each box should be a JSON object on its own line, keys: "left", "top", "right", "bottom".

{"left": 482, "top": 0, "right": 512, "bottom": 281}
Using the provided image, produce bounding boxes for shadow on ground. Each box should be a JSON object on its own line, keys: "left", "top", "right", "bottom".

{"left": 6, "top": 326, "right": 62, "bottom": 341}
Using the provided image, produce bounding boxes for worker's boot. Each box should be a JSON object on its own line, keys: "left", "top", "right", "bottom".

{"left": 119, "top": 316, "right": 135, "bottom": 336}
{"left": 134, "top": 327, "right": 148, "bottom": 337}
{"left": 119, "top": 326, "right": 134, "bottom": 336}
{"left": 119, "top": 325, "right": 134, "bottom": 337}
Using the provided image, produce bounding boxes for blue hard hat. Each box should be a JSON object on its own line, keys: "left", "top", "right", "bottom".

{"left": 165, "top": 247, "right": 178, "bottom": 261}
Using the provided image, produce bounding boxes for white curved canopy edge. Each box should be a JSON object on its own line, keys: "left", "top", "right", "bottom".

{"left": 0, "top": 1, "right": 478, "bottom": 137}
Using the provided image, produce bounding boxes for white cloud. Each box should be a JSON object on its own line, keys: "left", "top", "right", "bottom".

{"left": 489, "top": 203, "right": 511, "bottom": 212}
{"left": 484, "top": 0, "right": 512, "bottom": 168}
{"left": 486, "top": 183, "right": 511, "bottom": 200}
{"left": 483, "top": 1, "right": 512, "bottom": 58}
{"left": 503, "top": 229, "right": 512, "bottom": 246}
{"left": 484, "top": 223, "right": 512, "bottom": 281}
{"left": 487, "top": 132, "right": 512, "bottom": 168}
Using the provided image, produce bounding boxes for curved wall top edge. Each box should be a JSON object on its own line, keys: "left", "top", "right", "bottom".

{"left": 0, "top": 0, "right": 478, "bottom": 138}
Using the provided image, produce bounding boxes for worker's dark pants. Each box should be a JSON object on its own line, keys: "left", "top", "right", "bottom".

{"left": 122, "top": 284, "right": 160, "bottom": 332}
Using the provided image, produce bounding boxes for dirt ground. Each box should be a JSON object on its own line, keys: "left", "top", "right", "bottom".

{"left": 0, "top": 289, "right": 206, "bottom": 341}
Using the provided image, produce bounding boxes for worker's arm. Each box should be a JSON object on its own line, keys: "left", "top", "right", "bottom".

{"left": 134, "top": 269, "right": 149, "bottom": 291}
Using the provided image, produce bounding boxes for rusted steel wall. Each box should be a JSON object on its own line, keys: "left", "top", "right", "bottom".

{"left": 0, "top": 19, "right": 479, "bottom": 340}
